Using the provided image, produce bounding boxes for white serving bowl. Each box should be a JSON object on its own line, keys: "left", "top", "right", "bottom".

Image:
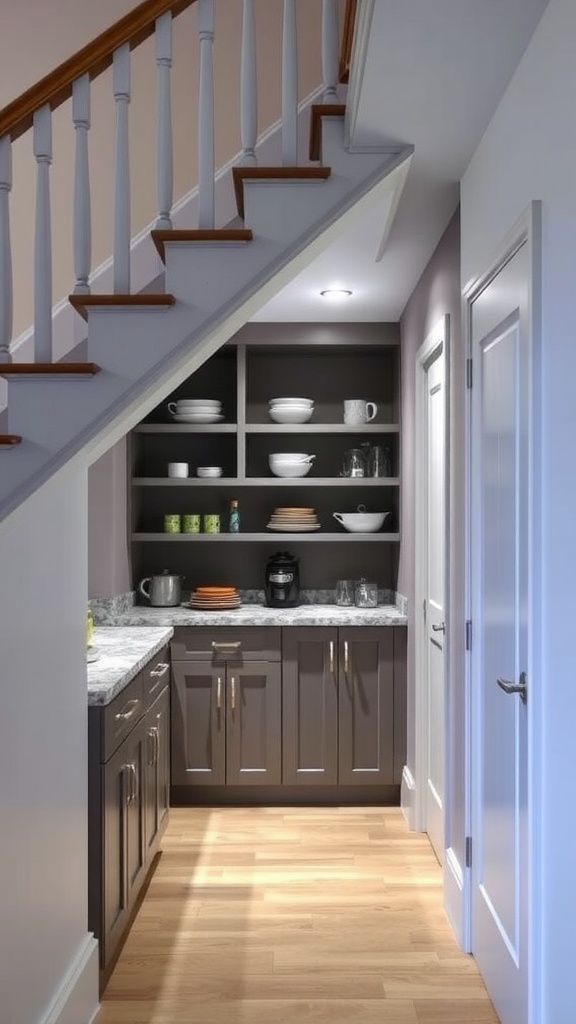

{"left": 269, "top": 452, "right": 312, "bottom": 462}
{"left": 332, "top": 510, "right": 390, "bottom": 533}
{"left": 269, "top": 397, "right": 314, "bottom": 407}
{"left": 197, "top": 466, "right": 223, "bottom": 478}
{"left": 175, "top": 398, "right": 221, "bottom": 409}
{"left": 268, "top": 406, "right": 313, "bottom": 424}
{"left": 269, "top": 461, "right": 313, "bottom": 478}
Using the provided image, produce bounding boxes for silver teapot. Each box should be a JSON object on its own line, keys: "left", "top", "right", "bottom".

{"left": 139, "top": 570, "right": 182, "bottom": 607}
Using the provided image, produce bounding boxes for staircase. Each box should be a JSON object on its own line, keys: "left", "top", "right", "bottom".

{"left": 0, "top": 0, "right": 412, "bottom": 525}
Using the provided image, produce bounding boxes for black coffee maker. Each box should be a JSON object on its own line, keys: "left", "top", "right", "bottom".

{"left": 264, "top": 551, "right": 300, "bottom": 608}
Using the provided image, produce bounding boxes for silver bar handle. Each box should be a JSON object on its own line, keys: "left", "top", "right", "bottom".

{"left": 344, "top": 640, "right": 349, "bottom": 674}
{"left": 497, "top": 671, "right": 527, "bottom": 705}
{"left": 216, "top": 676, "right": 222, "bottom": 710}
{"left": 212, "top": 641, "right": 241, "bottom": 651}
{"left": 231, "top": 676, "right": 236, "bottom": 710}
{"left": 329, "top": 640, "right": 334, "bottom": 674}
{"left": 150, "top": 662, "right": 170, "bottom": 677}
{"left": 115, "top": 698, "right": 139, "bottom": 721}
{"left": 130, "top": 763, "right": 138, "bottom": 801}
{"left": 123, "top": 764, "right": 132, "bottom": 805}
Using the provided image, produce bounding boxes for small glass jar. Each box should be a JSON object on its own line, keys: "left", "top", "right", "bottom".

{"left": 354, "top": 578, "right": 378, "bottom": 607}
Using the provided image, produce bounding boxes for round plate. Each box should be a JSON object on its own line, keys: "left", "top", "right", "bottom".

{"left": 267, "top": 523, "right": 322, "bottom": 532}
{"left": 172, "top": 413, "right": 225, "bottom": 423}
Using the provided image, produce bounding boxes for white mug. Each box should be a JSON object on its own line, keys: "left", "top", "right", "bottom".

{"left": 168, "top": 462, "right": 189, "bottom": 478}
{"left": 343, "top": 399, "right": 377, "bottom": 425}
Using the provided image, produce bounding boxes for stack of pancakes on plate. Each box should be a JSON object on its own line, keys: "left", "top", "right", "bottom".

{"left": 189, "top": 586, "right": 241, "bottom": 609}
{"left": 266, "top": 507, "right": 321, "bottom": 532}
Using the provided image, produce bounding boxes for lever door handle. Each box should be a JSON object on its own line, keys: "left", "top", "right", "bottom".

{"left": 497, "top": 671, "right": 527, "bottom": 705}
{"left": 432, "top": 622, "right": 446, "bottom": 633}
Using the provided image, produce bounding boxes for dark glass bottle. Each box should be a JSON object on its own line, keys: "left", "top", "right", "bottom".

{"left": 229, "top": 499, "right": 240, "bottom": 533}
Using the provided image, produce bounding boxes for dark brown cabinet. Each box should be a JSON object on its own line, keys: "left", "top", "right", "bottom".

{"left": 89, "top": 645, "right": 170, "bottom": 985}
{"left": 282, "top": 626, "right": 406, "bottom": 788}
{"left": 171, "top": 628, "right": 282, "bottom": 789}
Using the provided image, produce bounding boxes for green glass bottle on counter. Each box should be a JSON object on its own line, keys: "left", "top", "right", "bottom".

{"left": 229, "top": 499, "right": 240, "bottom": 533}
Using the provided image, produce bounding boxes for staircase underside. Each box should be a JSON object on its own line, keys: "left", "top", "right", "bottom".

{"left": 0, "top": 117, "right": 413, "bottom": 526}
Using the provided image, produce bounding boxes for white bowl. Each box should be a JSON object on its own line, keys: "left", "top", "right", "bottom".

{"left": 332, "top": 510, "right": 390, "bottom": 533}
{"left": 269, "top": 452, "right": 312, "bottom": 462}
{"left": 197, "top": 466, "right": 223, "bottom": 477}
{"left": 269, "top": 406, "right": 313, "bottom": 424}
{"left": 269, "top": 397, "right": 314, "bottom": 407}
{"left": 269, "top": 461, "right": 313, "bottom": 478}
{"left": 175, "top": 398, "right": 221, "bottom": 409}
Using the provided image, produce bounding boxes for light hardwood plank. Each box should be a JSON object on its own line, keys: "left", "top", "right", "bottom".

{"left": 95, "top": 807, "right": 499, "bottom": 1024}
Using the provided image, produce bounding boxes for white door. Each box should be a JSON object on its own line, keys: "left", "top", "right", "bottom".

{"left": 470, "top": 242, "right": 529, "bottom": 1024}
{"left": 415, "top": 316, "right": 447, "bottom": 865}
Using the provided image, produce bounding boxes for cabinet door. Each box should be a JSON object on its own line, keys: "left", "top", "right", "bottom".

{"left": 144, "top": 685, "right": 170, "bottom": 857}
{"left": 102, "top": 721, "right": 146, "bottom": 968}
{"left": 338, "top": 627, "right": 394, "bottom": 785}
{"left": 225, "top": 661, "right": 282, "bottom": 785}
{"left": 282, "top": 627, "right": 338, "bottom": 785}
{"left": 171, "top": 662, "right": 225, "bottom": 786}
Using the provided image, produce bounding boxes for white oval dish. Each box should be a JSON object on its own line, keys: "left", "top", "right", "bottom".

{"left": 268, "top": 407, "right": 313, "bottom": 424}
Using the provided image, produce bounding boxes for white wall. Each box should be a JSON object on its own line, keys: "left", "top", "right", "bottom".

{"left": 461, "top": 0, "right": 576, "bottom": 1018}
{"left": 0, "top": 472, "right": 98, "bottom": 1024}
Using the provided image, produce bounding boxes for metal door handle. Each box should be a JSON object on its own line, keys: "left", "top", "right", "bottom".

{"left": 231, "top": 677, "right": 236, "bottom": 710}
{"left": 212, "top": 641, "right": 241, "bottom": 651}
{"left": 216, "top": 676, "right": 222, "bottom": 710}
{"left": 344, "top": 641, "right": 349, "bottom": 674}
{"left": 131, "top": 763, "right": 138, "bottom": 801}
{"left": 150, "top": 662, "right": 169, "bottom": 677}
{"left": 329, "top": 640, "right": 334, "bottom": 674}
{"left": 432, "top": 622, "right": 446, "bottom": 633}
{"left": 497, "top": 671, "right": 527, "bottom": 705}
{"left": 115, "top": 698, "right": 139, "bottom": 721}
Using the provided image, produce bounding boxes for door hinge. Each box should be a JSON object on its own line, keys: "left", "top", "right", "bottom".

{"left": 465, "top": 835, "right": 472, "bottom": 868}
{"left": 466, "top": 357, "right": 473, "bottom": 389}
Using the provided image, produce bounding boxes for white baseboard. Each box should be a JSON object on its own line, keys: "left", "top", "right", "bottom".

{"left": 444, "top": 846, "right": 469, "bottom": 950}
{"left": 400, "top": 765, "right": 416, "bottom": 830}
{"left": 42, "top": 934, "right": 99, "bottom": 1024}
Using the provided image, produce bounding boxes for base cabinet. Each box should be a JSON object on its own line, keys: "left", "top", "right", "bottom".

{"left": 89, "top": 646, "right": 170, "bottom": 984}
{"left": 282, "top": 627, "right": 400, "bottom": 787}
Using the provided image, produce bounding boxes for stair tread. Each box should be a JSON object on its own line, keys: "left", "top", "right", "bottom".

{"left": 1, "top": 362, "right": 100, "bottom": 375}
{"left": 0, "top": 434, "right": 22, "bottom": 446}
{"left": 232, "top": 165, "right": 331, "bottom": 219}
{"left": 69, "top": 292, "right": 175, "bottom": 321}
{"left": 151, "top": 228, "right": 253, "bottom": 262}
{"left": 309, "top": 104, "right": 346, "bottom": 162}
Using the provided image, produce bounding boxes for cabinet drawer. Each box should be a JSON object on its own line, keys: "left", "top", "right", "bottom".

{"left": 102, "top": 674, "right": 145, "bottom": 761}
{"left": 142, "top": 644, "right": 171, "bottom": 709}
{"left": 171, "top": 626, "right": 281, "bottom": 662}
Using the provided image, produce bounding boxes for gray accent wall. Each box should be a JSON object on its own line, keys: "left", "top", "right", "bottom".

{"left": 399, "top": 210, "right": 465, "bottom": 865}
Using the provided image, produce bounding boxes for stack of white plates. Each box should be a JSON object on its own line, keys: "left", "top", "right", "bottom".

{"left": 266, "top": 506, "right": 321, "bottom": 532}
{"left": 268, "top": 397, "right": 314, "bottom": 424}
{"left": 168, "top": 398, "right": 223, "bottom": 424}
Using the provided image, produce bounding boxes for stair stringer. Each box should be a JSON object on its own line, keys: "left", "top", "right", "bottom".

{"left": 0, "top": 130, "right": 413, "bottom": 527}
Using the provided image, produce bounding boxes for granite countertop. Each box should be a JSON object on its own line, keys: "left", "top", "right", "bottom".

{"left": 99, "top": 603, "right": 408, "bottom": 628}
{"left": 88, "top": 626, "right": 174, "bottom": 706}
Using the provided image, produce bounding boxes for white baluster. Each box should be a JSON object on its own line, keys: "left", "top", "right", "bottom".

{"left": 282, "top": 0, "right": 298, "bottom": 165}
{"left": 155, "top": 12, "right": 173, "bottom": 229}
{"left": 198, "top": 0, "right": 215, "bottom": 228}
{"left": 240, "top": 0, "right": 257, "bottom": 167}
{"left": 0, "top": 136, "right": 13, "bottom": 363}
{"left": 33, "top": 104, "right": 53, "bottom": 363}
{"left": 322, "top": 0, "right": 339, "bottom": 101}
{"left": 72, "top": 74, "right": 92, "bottom": 294}
{"left": 113, "top": 43, "right": 131, "bottom": 293}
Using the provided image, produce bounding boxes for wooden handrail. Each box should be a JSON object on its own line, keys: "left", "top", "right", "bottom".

{"left": 0, "top": 0, "right": 197, "bottom": 143}
{"left": 339, "top": 0, "right": 357, "bottom": 84}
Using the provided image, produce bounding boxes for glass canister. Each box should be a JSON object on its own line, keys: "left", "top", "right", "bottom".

{"left": 354, "top": 578, "right": 378, "bottom": 607}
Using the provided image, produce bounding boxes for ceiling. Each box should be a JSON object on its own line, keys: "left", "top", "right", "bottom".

{"left": 252, "top": 0, "right": 550, "bottom": 324}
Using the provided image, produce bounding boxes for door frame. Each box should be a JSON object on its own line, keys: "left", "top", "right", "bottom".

{"left": 414, "top": 314, "right": 450, "bottom": 836}
{"left": 463, "top": 202, "right": 543, "bottom": 1017}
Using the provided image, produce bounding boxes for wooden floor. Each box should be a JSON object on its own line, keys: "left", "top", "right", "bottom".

{"left": 96, "top": 806, "right": 500, "bottom": 1024}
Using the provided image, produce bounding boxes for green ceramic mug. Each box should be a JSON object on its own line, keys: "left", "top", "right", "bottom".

{"left": 182, "top": 514, "right": 201, "bottom": 534}
{"left": 163, "top": 514, "right": 181, "bottom": 533}
{"left": 203, "top": 513, "right": 220, "bottom": 534}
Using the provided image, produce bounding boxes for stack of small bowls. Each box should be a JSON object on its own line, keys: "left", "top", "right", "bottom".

{"left": 167, "top": 398, "right": 223, "bottom": 423}
{"left": 269, "top": 452, "right": 316, "bottom": 478}
{"left": 268, "top": 397, "right": 314, "bottom": 424}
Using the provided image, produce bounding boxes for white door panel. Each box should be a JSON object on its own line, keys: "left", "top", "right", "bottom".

{"left": 471, "top": 244, "right": 529, "bottom": 1024}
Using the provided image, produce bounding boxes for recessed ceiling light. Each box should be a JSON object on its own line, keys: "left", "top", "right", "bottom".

{"left": 320, "top": 288, "right": 353, "bottom": 300}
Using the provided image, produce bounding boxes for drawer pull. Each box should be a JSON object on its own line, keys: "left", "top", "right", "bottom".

{"left": 147, "top": 726, "right": 159, "bottom": 766}
{"left": 217, "top": 676, "right": 222, "bottom": 710}
{"left": 211, "top": 641, "right": 241, "bottom": 652}
{"left": 115, "top": 699, "right": 139, "bottom": 722}
{"left": 150, "top": 662, "right": 169, "bottom": 678}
